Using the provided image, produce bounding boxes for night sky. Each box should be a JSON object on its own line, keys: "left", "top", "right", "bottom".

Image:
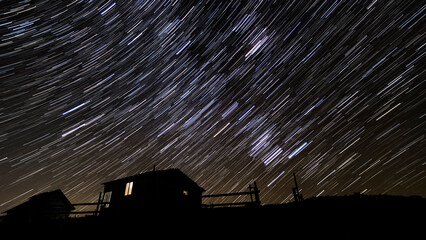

{"left": 1, "top": 0, "right": 425, "bottom": 213}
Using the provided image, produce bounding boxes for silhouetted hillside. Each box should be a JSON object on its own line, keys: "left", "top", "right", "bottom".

{"left": 1, "top": 194, "right": 424, "bottom": 239}
{"left": 266, "top": 193, "right": 425, "bottom": 212}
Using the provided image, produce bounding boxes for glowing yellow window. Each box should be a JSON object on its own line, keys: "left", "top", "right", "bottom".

{"left": 125, "top": 181, "right": 133, "bottom": 196}
{"left": 183, "top": 190, "right": 188, "bottom": 196}
{"left": 104, "top": 191, "right": 112, "bottom": 208}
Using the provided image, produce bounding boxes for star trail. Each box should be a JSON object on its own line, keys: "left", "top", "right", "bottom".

{"left": 1, "top": 0, "right": 425, "bottom": 212}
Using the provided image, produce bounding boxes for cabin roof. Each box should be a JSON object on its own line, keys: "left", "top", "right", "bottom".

{"left": 102, "top": 169, "right": 205, "bottom": 192}
{"left": 4, "top": 189, "right": 74, "bottom": 214}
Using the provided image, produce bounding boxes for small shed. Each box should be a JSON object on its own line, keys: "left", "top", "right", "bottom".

{"left": 4, "top": 189, "right": 74, "bottom": 223}
{"left": 100, "top": 169, "right": 204, "bottom": 214}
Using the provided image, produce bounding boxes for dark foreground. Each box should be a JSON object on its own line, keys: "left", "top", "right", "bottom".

{"left": 1, "top": 194, "right": 424, "bottom": 239}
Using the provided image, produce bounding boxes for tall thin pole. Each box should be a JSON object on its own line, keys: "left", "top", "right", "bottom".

{"left": 292, "top": 173, "right": 303, "bottom": 202}
{"left": 293, "top": 173, "right": 299, "bottom": 192}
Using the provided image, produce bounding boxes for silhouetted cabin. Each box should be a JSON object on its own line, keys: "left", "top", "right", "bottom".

{"left": 100, "top": 169, "right": 204, "bottom": 215}
{"left": 3, "top": 189, "right": 74, "bottom": 223}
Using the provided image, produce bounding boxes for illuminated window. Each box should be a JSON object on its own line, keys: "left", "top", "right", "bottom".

{"left": 183, "top": 190, "right": 188, "bottom": 196}
{"left": 125, "top": 181, "right": 133, "bottom": 196}
{"left": 103, "top": 191, "right": 112, "bottom": 208}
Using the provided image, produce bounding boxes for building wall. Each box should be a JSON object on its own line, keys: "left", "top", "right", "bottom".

{"left": 102, "top": 178, "right": 202, "bottom": 214}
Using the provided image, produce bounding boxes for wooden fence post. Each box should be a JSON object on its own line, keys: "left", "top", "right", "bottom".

{"left": 95, "top": 192, "right": 103, "bottom": 216}
{"left": 253, "top": 181, "right": 261, "bottom": 206}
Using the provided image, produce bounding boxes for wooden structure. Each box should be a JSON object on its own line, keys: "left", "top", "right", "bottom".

{"left": 52, "top": 170, "right": 262, "bottom": 216}
{"left": 99, "top": 169, "right": 205, "bottom": 215}
{"left": 70, "top": 192, "right": 104, "bottom": 216}
{"left": 3, "top": 189, "right": 74, "bottom": 223}
{"left": 202, "top": 181, "right": 261, "bottom": 208}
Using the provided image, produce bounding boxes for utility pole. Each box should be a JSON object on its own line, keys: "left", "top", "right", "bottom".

{"left": 292, "top": 173, "right": 303, "bottom": 202}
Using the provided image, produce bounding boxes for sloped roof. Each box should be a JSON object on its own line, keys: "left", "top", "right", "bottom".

{"left": 103, "top": 168, "right": 205, "bottom": 192}
{"left": 4, "top": 189, "right": 74, "bottom": 214}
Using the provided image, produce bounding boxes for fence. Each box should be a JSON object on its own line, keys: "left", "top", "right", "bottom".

{"left": 70, "top": 192, "right": 108, "bottom": 216}
{"left": 69, "top": 181, "right": 261, "bottom": 214}
{"left": 202, "top": 181, "right": 260, "bottom": 208}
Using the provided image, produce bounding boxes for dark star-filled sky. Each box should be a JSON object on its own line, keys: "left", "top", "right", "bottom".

{"left": 1, "top": 0, "right": 425, "bottom": 212}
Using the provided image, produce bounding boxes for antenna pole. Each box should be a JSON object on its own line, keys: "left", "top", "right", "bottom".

{"left": 293, "top": 173, "right": 299, "bottom": 192}
{"left": 292, "top": 173, "right": 303, "bottom": 202}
